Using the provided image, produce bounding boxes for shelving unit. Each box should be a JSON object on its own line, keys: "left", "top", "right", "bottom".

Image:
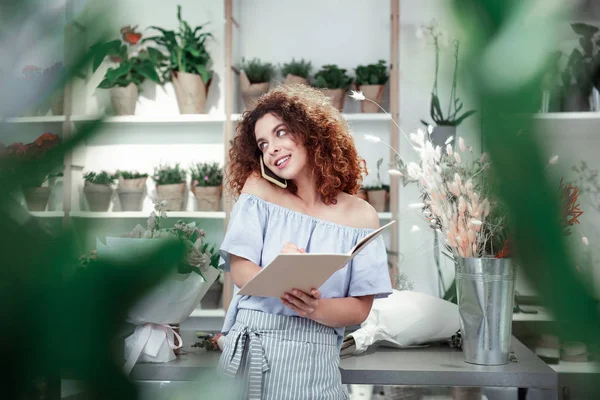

{"left": 3, "top": 0, "right": 402, "bottom": 325}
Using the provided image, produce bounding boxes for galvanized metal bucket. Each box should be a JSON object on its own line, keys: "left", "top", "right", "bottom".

{"left": 456, "top": 257, "right": 516, "bottom": 365}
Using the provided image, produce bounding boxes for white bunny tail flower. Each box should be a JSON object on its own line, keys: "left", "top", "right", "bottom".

{"left": 388, "top": 169, "right": 403, "bottom": 176}
{"left": 458, "top": 137, "right": 467, "bottom": 152}
{"left": 350, "top": 90, "right": 365, "bottom": 101}
{"left": 446, "top": 143, "right": 453, "bottom": 156}
{"left": 454, "top": 152, "right": 462, "bottom": 164}
{"left": 410, "top": 225, "right": 420, "bottom": 232}
{"left": 582, "top": 236, "right": 589, "bottom": 246}
{"left": 480, "top": 152, "right": 489, "bottom": 163}
{"left": 549, "top": 155, "right": 559, "bottom": 165}
{"left": 408, "top": 202, "right": 425, "bottom": 209}
{"left": 470, "top": 219, "right": 483, "bottom": 226}
{"left": 445, "top": 135, "right": 454, "bottom": 145}
{"left": 415, "top": 27, "right": 424, "bottom": 39}
{"left": 427, "top": 124, "right": 434, "bottom": 135}
{"left": 160, "top": 200, "right": 168, "bottom": 207}
{"left": 364, "top": 134, "right": 381, "bottom": 143}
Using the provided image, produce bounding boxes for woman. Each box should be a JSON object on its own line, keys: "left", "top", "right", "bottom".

{"left": 217, "top": 84, "right": 392, "bottom": 399}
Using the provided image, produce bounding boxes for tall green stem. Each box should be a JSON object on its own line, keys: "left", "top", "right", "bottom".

{"left": 448, "top": 41, "right": 459, "bottom": 120}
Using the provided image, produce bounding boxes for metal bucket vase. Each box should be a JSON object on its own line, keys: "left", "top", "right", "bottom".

{"left": 456, "top": 257, "right": 516, "bottom": 365}
{"left": 430, "top": 125, "right": 456, "bottom": 149}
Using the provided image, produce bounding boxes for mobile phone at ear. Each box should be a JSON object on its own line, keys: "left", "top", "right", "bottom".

{"left": 260, "top": 156, "right": 287, "bottom": 188}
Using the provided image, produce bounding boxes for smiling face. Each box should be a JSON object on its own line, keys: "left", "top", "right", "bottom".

{"left": 254, "top": 113, "right": 309, "bottom": 181}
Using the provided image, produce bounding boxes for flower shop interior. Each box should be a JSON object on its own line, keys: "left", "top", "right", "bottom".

{"left": 4, "top": 0, "right": 600, "bottom": 399}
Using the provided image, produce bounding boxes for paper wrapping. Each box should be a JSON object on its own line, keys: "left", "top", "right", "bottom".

{"left": 347, "top": 290, "right": 460, "bottom": 354}
{"left": 96, "top": 237, "right": 220, "bottom": 373}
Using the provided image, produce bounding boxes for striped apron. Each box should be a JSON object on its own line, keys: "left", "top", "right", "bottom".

{"left": 218, "top": 309, "right": 349, "bottom": 400}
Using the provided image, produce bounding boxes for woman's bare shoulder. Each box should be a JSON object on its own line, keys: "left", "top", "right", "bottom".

{"left": 241, "top": 172, "right": 281, "bottom": 201}
{"left": 336, "top": 192, "right": 380, "bottom": 229}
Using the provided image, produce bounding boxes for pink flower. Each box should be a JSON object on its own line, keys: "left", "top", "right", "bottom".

{"left": 549, "top": 155, "right": 559, "bottom": 165}
{"left": 480, "top": 153, "right": 489, "bottom": 163}
{"left": 454, "top": 153, "right": 462, "bottom": 164}
{"left": 459, "top": 137, "right": 466, "bottom": 152}
{"left": 204, "top": 175, "right": 209, "bottom": 181}
{"left": 446, "top": 144, "right": 453, "bottom": 156}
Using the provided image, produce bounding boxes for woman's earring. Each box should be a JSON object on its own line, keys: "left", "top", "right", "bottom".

{"left": 260, "top": 156, "right": 287, "bottom": 188}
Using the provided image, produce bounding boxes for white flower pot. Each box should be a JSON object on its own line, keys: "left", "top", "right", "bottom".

{"left": 84, "top": 183, "right": 113, "bottom": 211}
{"left": 173, "top": 71, "right": 209, "bottom": 114}
{"left": 110, "top": 83, "right": 138, "bottom": 115}
{"left": 23, "top": 187, "right": 51, "bottom": 211}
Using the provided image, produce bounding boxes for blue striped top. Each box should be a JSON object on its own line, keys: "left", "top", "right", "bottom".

{"left": 219, "top": 193, "right": 393, "bottom": 346}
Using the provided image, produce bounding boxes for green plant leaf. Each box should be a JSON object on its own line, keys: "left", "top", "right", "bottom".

{"left": 453, "top": 109, "right": 477, "bottom": 126}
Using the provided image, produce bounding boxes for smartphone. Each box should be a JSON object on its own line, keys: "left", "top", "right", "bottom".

{"left": 260, "top": 156, "right": 287, "bottom": 188}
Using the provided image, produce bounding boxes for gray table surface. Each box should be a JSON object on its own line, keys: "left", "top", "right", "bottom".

{"left": 128, "top": 331, "right": 557, "bottom": 391}
{"left": 339, "top": 337, "right": 557, "bottom": 389}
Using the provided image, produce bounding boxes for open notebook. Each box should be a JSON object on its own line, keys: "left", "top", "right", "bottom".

{"left": 238, "top": 220, "right": 395, "bottom": 298}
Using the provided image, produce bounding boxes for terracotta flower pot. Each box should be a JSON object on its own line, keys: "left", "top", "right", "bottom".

{"left": 283, "top": 74, "right": 308, "bottom": 86}
{"left": 50, "top": 90, "right": 64, "bottom": 115}
{"left": 366, "top": 189, "right": 388, "bottom": 212}
{"left": 192, "top": 185, "right": 222, "bottom": 211}
{"left": 356, "top": 188, "right": 368, "bottom": 201}
{"left": 358, "top": 84, "right": 385, "bottom": 113}
{"left": 173, "top": 71, "right": 209, "bottom": 114}
{"left": 156, "top": 183, "right": 186, "bottom": 211}
{"left": 319, "top": 88, "right": 346, "bottom": 111}
{"left": 83, "top": 182, "right": 113, "bottom": 211}
{"left": 117, "top": 178, "right": 147, "bottom": 212}
{"left": 240, "top": 71, "right": 270, "bottom": 111}
{"left": 23, "top": 186, "right": 51, "bottom": 211}
{"left": 110, "top": 83, "right": 138, "bottom": 115}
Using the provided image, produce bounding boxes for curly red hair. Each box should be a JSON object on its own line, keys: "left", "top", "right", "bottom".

{"left": 226, "top": 85, "right": 367, "bottom": 205}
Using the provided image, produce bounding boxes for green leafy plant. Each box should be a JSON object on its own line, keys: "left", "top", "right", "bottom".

{"left": 83, "top": 171, "right": 116, "bottom": 185}
{"left": 90, "top": 26, "right": 163, "bottom": 89}
{"left": 144, "top": 5, "right": 214, "bottom": 84}
{"left": 240, "top": 58, "right": 276, "bottom": 84}
{"left": 312, "top": 64, "right": 352, "bottom": 89}
{"left": 115, "top": 170, "right": 148, "bottom": 179}
{"left": 190, "top": 162, "right": 223, "bottom": 187}
{"left": 419, "top": 20, "right": 476, "bottom": 127}
{"left": 354, "top": 59, "right": 389, "bottom": 86}
{"left": 153, "top": 163, "right": 186, "bottom": 185}
{"left": 280, "top": 58, "right": 312, "bottom": 79}
{"left": 363, "top": 158, "right": 389, "bottom": 191}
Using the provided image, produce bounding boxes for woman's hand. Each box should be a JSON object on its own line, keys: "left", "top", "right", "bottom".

{"left": 280, "top": 242, "right": 306, "bottom": 254}
{"left": 281, "top": 288, "right": 321, "bottom": 318}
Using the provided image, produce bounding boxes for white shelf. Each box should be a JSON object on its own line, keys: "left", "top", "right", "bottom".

{"left": 70, "top": 211, "right": 226, "bottom": 219}
{"left": 29, "top": 211, "right": 65, "bottom": 218}
{"left": 4, "top": 116, "right": 66, "bottom": 123}
{"left": 231, "top": 113, "right": 391, "bottom": 122}
{"left": 549, "top": 361, "right": 600, "bottom": 374}
{"left": 377, "top": 212, "right": 392, "bottom": 219}
{"left": 533, "top": 112, "right": 600, "bottom": 120}
{"left": 71, "top": 114, "right": 227, "bottom": 124}
{"left": 189, "top": 308, "right": 225, "bottom": 318}
{"left": 512, "top": 306, "right": 554, "bottom": 322}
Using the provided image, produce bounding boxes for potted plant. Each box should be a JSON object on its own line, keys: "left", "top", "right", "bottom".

{"left": 418, "top": 20, "right": 476, "bottom": 147}
{"left": 152, "top": 163, "right": 186, "bottom": 211}
{"left": 558, "top": 23, "right": 600, "bottom": 111}
{"left": 83, "top": 171, "right": 116, "bottom": 211}
{"left": 312, "top": 64, "right": 353, "bottom": 111}
{"left": 2, "top": 133, "right": 61, "bottom": 211}
{"left": 280, "top": 58, "right": 312, "bottom": 85}
{"left": 90, "top": 25, "right": 163, "bottom": 115}
{"left": 354, "top": 60, "right": 389, "bottom": 113}
{"left": 363, "top": 158, "right": 389, "bottom": 212}
{"left": 239, "top": 57, "right": 276, "bottom": 111}
{"left": 115, "top": 170, "right": 148, "bottom": 211}
{"left": 190, "top": 162, "right": 223, "bottom": 211}
{"left": 144, "top": 5, "right": 214, "bottom": 114}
